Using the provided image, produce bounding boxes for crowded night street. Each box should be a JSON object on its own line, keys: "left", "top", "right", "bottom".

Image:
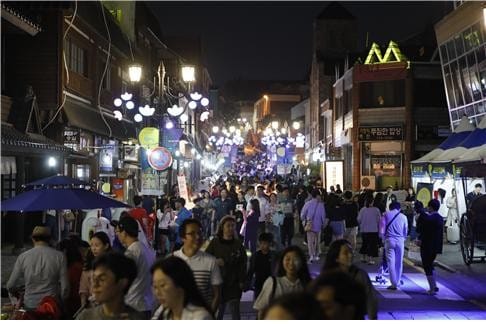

{"left": 1, "top": 0, "right": 486, "bottom": 321}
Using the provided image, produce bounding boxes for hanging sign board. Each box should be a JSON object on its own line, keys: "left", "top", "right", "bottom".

{"left": 139, "top": 127, "right": 159, "bottom": 149}
{"left": 177, "top": 174, "right": 189, "bottom": 202}
{"left": 147, "top": 147, "right": 173, "bottom": 171}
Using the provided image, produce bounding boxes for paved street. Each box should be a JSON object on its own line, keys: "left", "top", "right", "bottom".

{"left": 2, "top": 234, "right": 486, "bottom": 320}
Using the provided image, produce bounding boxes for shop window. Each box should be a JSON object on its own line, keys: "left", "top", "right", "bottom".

{"left": 454, "top": 33, "right": 465, "bottom": 57}
{"left": 446, "top": 40, "right": 456, "bottom": 62}
{"left": 1, "top": 173, "right": 16, "bottom": 200}
{"left": 475, "top": 103, "right": 486, "bottom": 115}
{"left": 450, "top": 61, "right": 464, "bottom": 107}
{"left": 476, "top": 47, "right": 486, "bottom": 97}
{"left": 359, "top": 80, "right": 405, "bottom": 108}
{"left": 459, "top": 57, "right": 473, "bottom": 104}
{"left": 466, "top": 52, "right": 482, "bottom": 101}
{"left": 451, "top": 110, "right": 459, "bottom": 121}
{"left": 65, "top": 38, "right": 88, "bottom": 77}
{"left": 465, "top": 104, "right": 475, "bottom": 117}
{"left": 443, "top": 65, "right": 456, "bottom": 108}
{"left": 440, "top": 44, "right": 448, "bottom": 64}
{"left": 100, "top": 60, "right": 111, "bottom": 90}
{"left": 74, "top": 164, "right": 90, "bottom": 182}
{"left": 463, "top": 23, "right": 482, "bottom": 52}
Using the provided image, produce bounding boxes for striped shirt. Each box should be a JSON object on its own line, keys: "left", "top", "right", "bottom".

{"left": 173, "top": 249, "right": 223, "bottom": 305}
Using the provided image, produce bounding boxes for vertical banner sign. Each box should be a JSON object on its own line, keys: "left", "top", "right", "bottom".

{"left": 112, "top": 178, "right": 124, "bottom": 201}
{"left": 177, "top": 174, "right": 189, "bottom": 202}
{"left": 325, "top": 161, "right": 344, "bottom": 189}
{"left": 160, "top": 117, "right": 183, "bottom": 153}
{"left": 416, "top": 182, "right": 434, "bottom": 206}
{"left": 99, "top": 146, "right": 114, "bottom": 173}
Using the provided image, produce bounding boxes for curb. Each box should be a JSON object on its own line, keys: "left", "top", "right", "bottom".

{"left": 404, "top": 246, "right": 457, "bottom": 273}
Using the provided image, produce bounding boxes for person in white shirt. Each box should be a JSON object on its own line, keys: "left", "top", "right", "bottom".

{"left": 151, "top": 256, "right": 213, "bottom": 320}
{"left": 383, "top": 186, "right": 397, "bottom": 212}
{"left": 253, "top": 246, "right": 311, "bottom": 319}
{"left": 156, "top": 200, "right": 174, "bottom": 256}
{"left": 115, "top": 216, "right": 155, "bottom": 317}
{"left": 173, "top": 218, "right": 222, "bottom": 314}
{"left": 380, "top": 202, "right": 408, "bottom": 290}
{"left": 255, "top": 185, "right": 270, "bottom": 236}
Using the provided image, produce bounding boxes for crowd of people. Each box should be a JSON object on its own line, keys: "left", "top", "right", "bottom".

{"left": 5, "top": 174, "right": 448, "bottom": 320}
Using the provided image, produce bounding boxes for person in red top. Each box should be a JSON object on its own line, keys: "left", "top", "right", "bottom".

{"left": 130, "top": 195, "right": 155, "bottom": 245}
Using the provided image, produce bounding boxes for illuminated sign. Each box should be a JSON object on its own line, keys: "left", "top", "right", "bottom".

{"left": 364, "top": 41, "right": 408, "bottom": 65}
{"left": 358, "top": 126, "right": 403, "bottom": 141}
{"left": 147, "top": 147, "right": 173, "bottom": 171}
{"left": 138, "top": 127, "right": 159, "bottom": 149}
{"left": 325, "top": 161, "right": 344, "bottom": 190}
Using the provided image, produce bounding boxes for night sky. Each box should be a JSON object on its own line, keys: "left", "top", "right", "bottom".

{"left": 148, "top": 1, "right": 451, "bottom": 87}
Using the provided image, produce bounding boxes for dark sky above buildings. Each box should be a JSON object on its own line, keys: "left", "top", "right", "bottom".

{"left": 148, "top": 1, "right": 451, "bottom": 87}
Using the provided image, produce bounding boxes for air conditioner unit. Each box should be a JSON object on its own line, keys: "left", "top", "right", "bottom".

{"left": 361, "top": 176, "right": 376, "bottom": 190}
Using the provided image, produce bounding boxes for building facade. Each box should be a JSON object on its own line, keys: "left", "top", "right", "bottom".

{"left": 332, "top": 40, "right": 449, "bottom": 191}
{"left": 435, "top": 1, "right": 486, "bottom": 128}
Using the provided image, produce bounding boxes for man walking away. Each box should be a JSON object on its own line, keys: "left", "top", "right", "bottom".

{"left": 7, "top": 226, "right": 69, "bottom": 311}
{"left": 416, "top": 200, "right": 444, "bottom": 295}
{"left": 381, "top": 202, "right": 408, "bottom": 290}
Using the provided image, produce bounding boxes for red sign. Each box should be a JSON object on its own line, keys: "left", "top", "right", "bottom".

{"left": 148, "top": 147, "right": 173, "bottom": 171}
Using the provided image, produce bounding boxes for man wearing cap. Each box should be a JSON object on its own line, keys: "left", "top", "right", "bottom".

{"left": 115, "top": 216, "right": 155, "bottom": 318}
{"left": 7, "top": 226, "right": 69, "bottom": 310}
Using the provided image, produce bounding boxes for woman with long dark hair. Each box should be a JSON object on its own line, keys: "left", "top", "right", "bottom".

{"left": 244, "top": 199, "right": 260, "bottom": 254}
{"left": 206, "top": 216, "right": 247, "bottom": 319}
{"left": 151, "top": 256, "right": 213, "bottom": 319}
{"left": 322, "top": 239, "right": 378, "bottom": 319}
{"left": 253, "top": 245, "right": 311, "bottom": 319}
{"left": 79, "top": 232, "right": 112, "bottom": 308}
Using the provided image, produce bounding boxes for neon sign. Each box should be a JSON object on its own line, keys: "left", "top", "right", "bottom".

{"left": 364, "top": 40, "right": 409, "bottom": 67}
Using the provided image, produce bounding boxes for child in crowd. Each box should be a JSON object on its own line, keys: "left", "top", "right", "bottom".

{"left": 246, "top": 233, "right": 277, "bottom": 301}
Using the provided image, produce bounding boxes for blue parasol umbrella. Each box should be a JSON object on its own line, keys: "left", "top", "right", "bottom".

{"left": 25, "top": 175, "right": 89, "bottom": 188}
{"left": 1, "top": 188, "right": 130, "bottom": 212}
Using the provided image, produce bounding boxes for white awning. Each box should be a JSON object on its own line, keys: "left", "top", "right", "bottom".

{"left": 1, "top": 156, "right": 17, "bottom": 175}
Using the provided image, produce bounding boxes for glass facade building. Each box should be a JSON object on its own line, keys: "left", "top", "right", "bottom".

{"left": 436, "top": 2, "right": 486, "bottom": 128}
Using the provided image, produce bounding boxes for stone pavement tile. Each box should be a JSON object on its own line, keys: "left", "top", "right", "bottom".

{"left": 444, "top": 312, "right": 470, "bottom": 320}
{"left": 461, "top": 311, "right": 486, "bottom": 320}
{"left": 377, "top": 312, "right": 395, "bottom": 320}
{"left": 391, "top": 312, "right": 413, "bottom": 320}
{"left": 414, "top": 312, "right": 449, "bottom": 320}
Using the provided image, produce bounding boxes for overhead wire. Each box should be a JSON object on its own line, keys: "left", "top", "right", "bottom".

{"left": 42, "top": 0, "right": 77, "bottom": 131}
{"left": 97, "top": 0, "right": 112, "bottom": 138}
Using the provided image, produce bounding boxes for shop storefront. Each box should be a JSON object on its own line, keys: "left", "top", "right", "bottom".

{"left": 359, "top": 126, "right": 405, "bottom": 190}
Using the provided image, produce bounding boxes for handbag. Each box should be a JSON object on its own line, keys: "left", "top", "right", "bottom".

{"left": 304, "top": 220, "right": 313, "bottom": 232}
{"left": 304, "top": 202, "right": 319, "bottom": 232}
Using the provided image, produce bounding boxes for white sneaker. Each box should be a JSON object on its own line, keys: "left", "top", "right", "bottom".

{"left": 314, "top": 256, "right": 320, "bottom": 261}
